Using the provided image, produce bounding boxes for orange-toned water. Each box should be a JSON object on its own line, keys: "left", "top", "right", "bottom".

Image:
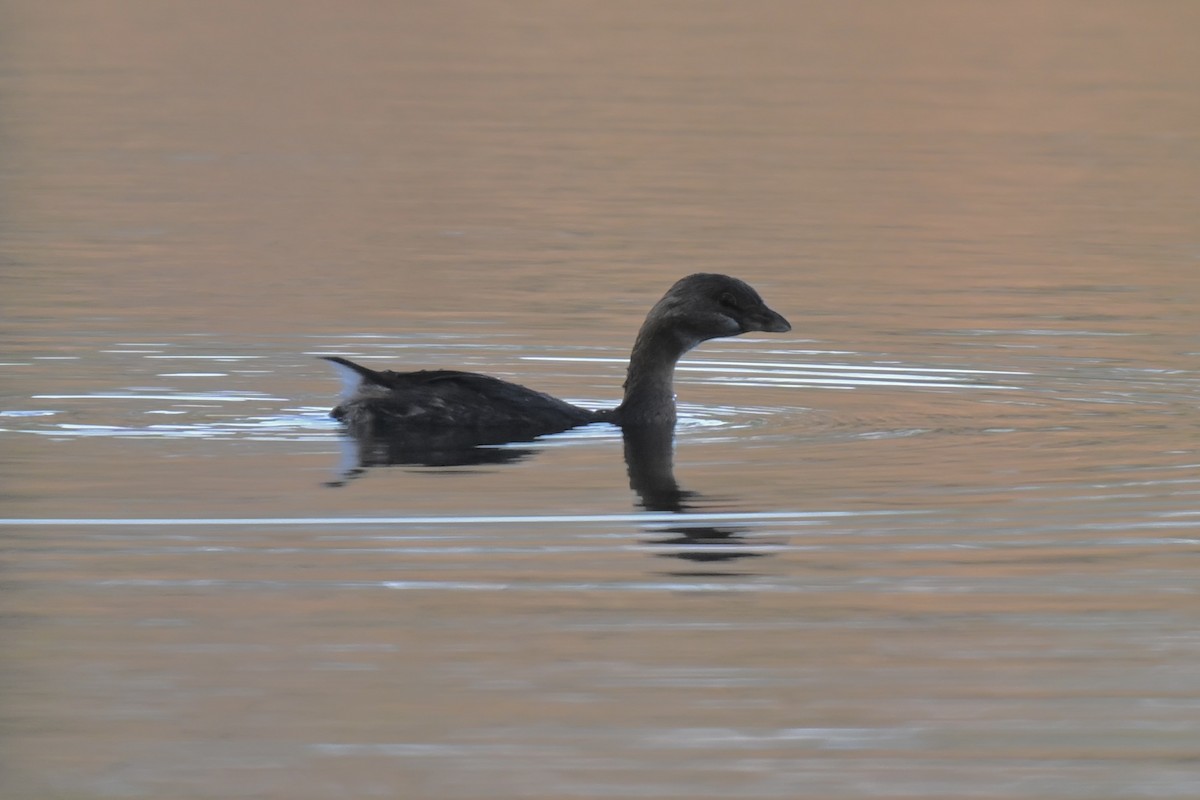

{"left": 3, "top": 3, "right": 1200, "bottom": 798}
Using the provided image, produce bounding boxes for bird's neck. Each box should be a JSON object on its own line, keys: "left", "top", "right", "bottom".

{"left": 616, "top": 317, "right": 693, "bottom": 426}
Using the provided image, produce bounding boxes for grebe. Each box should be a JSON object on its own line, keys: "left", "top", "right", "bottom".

{"left": 323, "top": 273, "right": 790, "bottom": 437}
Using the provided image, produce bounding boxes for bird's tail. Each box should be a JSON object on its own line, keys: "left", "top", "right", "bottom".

{"left": 320, "top": 356, "right": 387, "bottom": 403}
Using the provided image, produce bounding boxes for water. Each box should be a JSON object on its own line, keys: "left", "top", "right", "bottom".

{"left": 3, "top": 2, "right": 1200, "bottom": 798}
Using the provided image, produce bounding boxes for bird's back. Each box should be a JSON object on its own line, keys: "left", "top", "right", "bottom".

{"left": 325, "top": 358, "right": 598, "bottom": 437}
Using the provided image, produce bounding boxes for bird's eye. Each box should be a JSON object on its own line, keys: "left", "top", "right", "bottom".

{"left": 718, "top": 292, "right": 740, "bottom": 310}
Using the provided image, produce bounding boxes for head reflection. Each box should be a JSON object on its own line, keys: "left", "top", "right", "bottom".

{"left": 621, "top": 423, "right": 769, "bottom": 575}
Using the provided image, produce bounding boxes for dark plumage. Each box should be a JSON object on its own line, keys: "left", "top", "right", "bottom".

{"left": 323, "top": 273, "right": 790, "bottom": 438}
{"left": 322, "top": 361, "right": 597, "bottom": 437}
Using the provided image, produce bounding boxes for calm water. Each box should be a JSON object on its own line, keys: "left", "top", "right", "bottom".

{"left": 3, "top": 2, "right": 1200, "bottom": 798}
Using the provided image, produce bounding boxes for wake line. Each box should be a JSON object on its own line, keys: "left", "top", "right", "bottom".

{"left": 0, "top": 510, "right": 918, "bottom": 527}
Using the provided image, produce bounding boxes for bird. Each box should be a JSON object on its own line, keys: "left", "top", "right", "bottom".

{"left": 322, "top": 273, "right": 790, "bottom": 440}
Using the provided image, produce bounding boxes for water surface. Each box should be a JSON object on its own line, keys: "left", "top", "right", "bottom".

{"left": 3, "top": 2, "right": 1200, "bottom": 798}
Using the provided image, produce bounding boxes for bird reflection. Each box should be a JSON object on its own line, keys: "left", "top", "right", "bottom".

{"left": 621, "top": 423, "right": 766, "bottom": 575}
{"left": 325, "top": 427, "right": 538, "bottom": 486}
{"left": 325, "top": 422, "right": 775, "bottom": 574}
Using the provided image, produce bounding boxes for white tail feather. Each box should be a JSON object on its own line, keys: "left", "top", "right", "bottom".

{"left": 325, "top": 359, "right": 367, "bottom": 403}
